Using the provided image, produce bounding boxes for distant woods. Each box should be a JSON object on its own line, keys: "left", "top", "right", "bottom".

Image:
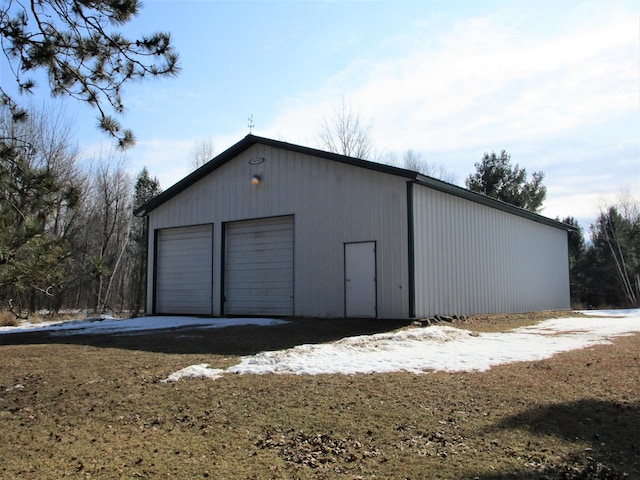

{"left": 563, "top": 201, "right": 640, "bottom": 309}
{"left": 0, "top": 106, "right": 160, "bottom": 319}
{"left": 0, "top": 0, "right": 173, "bottom": 318}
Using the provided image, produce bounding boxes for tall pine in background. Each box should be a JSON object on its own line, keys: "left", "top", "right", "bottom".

{"left": 129, "top": 168, "right": 161, "bottom": 314}
{"left": 465, "top": 150, "right": 547, "bottom": 212}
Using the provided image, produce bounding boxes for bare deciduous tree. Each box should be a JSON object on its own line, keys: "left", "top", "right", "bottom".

{"left": 318, "top": 98, "right": 374, "bottom": 160}
{"left": 189, "top": 139, "right": 216, "bottom": 170}
{"left": 0, "top": 102, "right": 164, "bottom": 317}
{"left": 82, "top": 152, "right": 133, "bottom": 312}
{"left": 402, "top": 149, "right": 457, "bottom": 183}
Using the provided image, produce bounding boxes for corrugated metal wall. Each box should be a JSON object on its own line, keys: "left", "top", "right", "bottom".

{"left": 147, "top": 144, "right": 410, "bottom": 318}
{"left": 411, "top": 184, "right": 570, "bottom": 317}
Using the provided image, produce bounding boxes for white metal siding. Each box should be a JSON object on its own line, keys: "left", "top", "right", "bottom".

{"left": 145, "top": 141, "right": 570, "bottom": 318}
{"left": 412, "top": 186, "right": 570, "bottom": 317}
{"left": 224, "top": 216, "right": 294, "bottom": 315}
{"left": 146, "top": 144, "right": 410, "bottom": 318}
{"left": 155, "top": 224, "right": 213, "bottom": 315}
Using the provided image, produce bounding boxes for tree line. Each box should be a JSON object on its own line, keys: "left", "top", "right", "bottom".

{"left": 563, "top": 202, "right": 639, "bottom": 309}
{"left": 0, "top": 107, "right": 160, "bottom": 318}
{"left": 1, "top": 0, "right": 171, "bottom": 320}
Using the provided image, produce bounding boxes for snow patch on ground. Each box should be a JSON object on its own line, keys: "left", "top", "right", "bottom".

{"left": 0, "top": 316, "right": 288, "bottom": 336}
{"left": 2, "top": 308, "right": 638, "bottom": 382}
{"left": 161, "top": 364, "right": 225, "bottom": 383}
{"left": 166, "top": 309, "right": 640, "bottom": 381}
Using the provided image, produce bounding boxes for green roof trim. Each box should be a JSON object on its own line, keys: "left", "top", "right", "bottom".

{"left": 134, "top": 134, "right": 571, "bottom": 231}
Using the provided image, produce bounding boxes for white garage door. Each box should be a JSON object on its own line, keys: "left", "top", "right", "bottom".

{"left": 155, "top": 224, "right": 213, "bottom": 315}
{"left": 224, "top": 216, "right": 294, "bottom": 316}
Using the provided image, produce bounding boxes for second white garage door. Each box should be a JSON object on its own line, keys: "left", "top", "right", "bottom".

{"left": 224, "top": 216, "right": 294, "bottom": 316}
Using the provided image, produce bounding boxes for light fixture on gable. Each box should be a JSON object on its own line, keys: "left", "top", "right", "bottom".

{"left": 251, "top": 175, "right": 261, "bottom": 185}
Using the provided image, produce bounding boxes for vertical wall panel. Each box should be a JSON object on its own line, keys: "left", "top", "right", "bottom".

{"left": 412, "top": 185, "right": 570, "bottom": 317}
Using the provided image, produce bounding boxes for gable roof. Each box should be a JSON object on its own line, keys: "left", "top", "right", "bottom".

{"left": 134, "top": 134, "right": 570, "bottom": 231}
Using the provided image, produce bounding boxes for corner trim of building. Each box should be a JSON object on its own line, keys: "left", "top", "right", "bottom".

{"left": 407, "top": 181, "right": 416, "bottom": 318}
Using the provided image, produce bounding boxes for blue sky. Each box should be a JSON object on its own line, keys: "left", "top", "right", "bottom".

{"left": 5, "top": 0, "right": 639, "bottom": 231}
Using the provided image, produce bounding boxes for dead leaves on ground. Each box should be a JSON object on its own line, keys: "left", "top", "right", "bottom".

{"left": 256, "top": 427, "right": 382, "bottom": 474}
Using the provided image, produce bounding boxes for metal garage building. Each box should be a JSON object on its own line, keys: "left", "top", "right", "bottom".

{"left": 134, "top": 135, "right": 571, "bottom": 319}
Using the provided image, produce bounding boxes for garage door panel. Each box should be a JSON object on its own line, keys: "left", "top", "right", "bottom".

{"left": 155, "top": 224, "right": 213, "bottom": 315}
{"left": 225, "top": 286, "right": 292, "bottom": 296}
{"left": 226, "top": 265, "right": 292, "bottom": 276}
{"left": 224, "top": 216, "right": 294, "bottom": 316}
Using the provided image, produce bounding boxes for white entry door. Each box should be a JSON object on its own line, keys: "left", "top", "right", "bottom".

{"left": 344, "top": 241, "right": 377, "bottom": 318}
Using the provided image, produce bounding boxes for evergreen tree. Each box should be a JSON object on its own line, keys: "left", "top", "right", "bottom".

{"left": 560, "top": 216, "right": 587, "bottom": 306}
{"left": 588, "top": 207, "right": 639, "bottom": 307}
{"left": 134, "top": 168, "right": 162, "bottom": 211}
{"left": 0, "top": 0, "right": 179, "bottom": 147}
{"left": 0, "top": 113, "right": 80, "bottom": 316}
{"left": 465, "top": 150, "right": 547, "bottom": 212}
{"left": 129, "top": 167, "right": 161, "bottom": 313}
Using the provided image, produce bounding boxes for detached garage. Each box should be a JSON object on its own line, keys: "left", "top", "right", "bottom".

{"left": 135, "top": 135, "right": 571, "bottom": 319}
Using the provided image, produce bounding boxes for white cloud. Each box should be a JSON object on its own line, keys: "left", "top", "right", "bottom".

{"left": 121, "top": 2, "right": 636, "bottom": 226}
{"left": 260, "top": 2, "right": 638, "bottom": 225}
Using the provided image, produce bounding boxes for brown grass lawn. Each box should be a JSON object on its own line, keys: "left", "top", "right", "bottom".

{"left": 0, "top": 312, "right": 638, "bottom": 479}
